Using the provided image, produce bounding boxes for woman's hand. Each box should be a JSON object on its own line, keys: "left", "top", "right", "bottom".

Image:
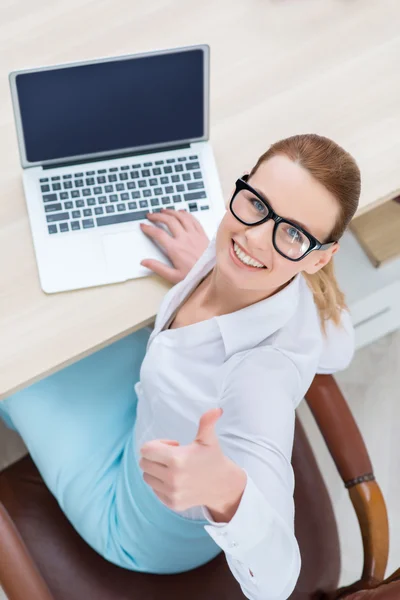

{"left": 139, "top": 208, "right": 210, "bottom": 284}
{"left": 139, "top": 408, "right": 247, "bottom": 520}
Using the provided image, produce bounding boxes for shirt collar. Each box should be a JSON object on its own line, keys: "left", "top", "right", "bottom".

{"left": 155, "top": 236, "right": 301, "bottom": 357}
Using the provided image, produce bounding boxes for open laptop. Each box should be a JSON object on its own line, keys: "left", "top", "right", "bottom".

{"left": 9, "top": 44, "right": 225, "bottom": 293}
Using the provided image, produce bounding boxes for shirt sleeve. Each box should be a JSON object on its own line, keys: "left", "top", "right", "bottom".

{"left": 317, "top": 308, "right": 355, "bottom": 374}
{"left": 201, "top": 348, "right": 302, "bottom": 600}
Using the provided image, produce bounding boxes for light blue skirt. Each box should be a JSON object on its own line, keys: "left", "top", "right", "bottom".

{"left": 0, "top": 328, "right": 220, "bottom": 573}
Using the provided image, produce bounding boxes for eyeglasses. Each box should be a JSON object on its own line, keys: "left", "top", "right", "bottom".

{"left": 229, "top": 176, "right": 337, "bottom": 261}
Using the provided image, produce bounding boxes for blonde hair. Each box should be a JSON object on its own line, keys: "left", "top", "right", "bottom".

{"left": 249, "top": 134, "right": 361, "bottom": 335}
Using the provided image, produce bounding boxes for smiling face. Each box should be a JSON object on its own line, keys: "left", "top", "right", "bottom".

{"left": 215, "top": 155, "right": 341, "bottom": 296}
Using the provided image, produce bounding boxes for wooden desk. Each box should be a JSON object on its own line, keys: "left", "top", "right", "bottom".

{"left": 2, "top": 0, "right": 400, "bottom": 400}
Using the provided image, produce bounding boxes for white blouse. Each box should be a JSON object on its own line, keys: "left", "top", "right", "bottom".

{"left": 133, "top": 237, "right": 355, "bottom": 600}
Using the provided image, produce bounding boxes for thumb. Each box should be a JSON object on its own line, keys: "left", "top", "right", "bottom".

{"left": 194, "top": 408, "right": 223, "bottom": 446}
{"left": 159, "top": 439, "right": 180, "bottom": 447}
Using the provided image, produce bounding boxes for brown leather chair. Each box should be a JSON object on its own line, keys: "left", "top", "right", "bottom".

{"left": 0, "top": 374, "right": 398, "bottom": 599}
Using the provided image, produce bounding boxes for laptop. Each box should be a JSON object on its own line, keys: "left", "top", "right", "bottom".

{"left": 9, "top": 44, "right": 226, "bottom": 293}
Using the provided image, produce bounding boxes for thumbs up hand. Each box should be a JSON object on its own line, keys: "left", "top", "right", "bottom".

{"left": 139, "top": 408, "right": 247, "bottom": 520}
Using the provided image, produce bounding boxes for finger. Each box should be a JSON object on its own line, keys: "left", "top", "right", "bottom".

{"left": 140, "top": 259, "right": 181, "bottom": 284}
{"left": 194, "top": 408, "right": 223, "bottom": 446}
{"left": 153, "top": 489, "right": 172, "bottom": 507}
{"left": 146, "top": 211, "right": 183, "bottom": 237}
{"left": 167, "top": 208, "right": 199, "bottom": 231}
{"left": 143, "top": 472, "right": 166, "bottom": 494}
{"left": 140, "top": 222, "right": 172, "bottom": 250}
{"left": 139, "top": 456, "right": 168, "bottom": 480}
{"left": 140, "top": 440, "right": 177, "bottom": 465}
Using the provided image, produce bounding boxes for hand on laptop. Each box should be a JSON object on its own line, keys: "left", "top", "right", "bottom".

{"left": 140, "top": 209, "right": 209, "bottom": 284}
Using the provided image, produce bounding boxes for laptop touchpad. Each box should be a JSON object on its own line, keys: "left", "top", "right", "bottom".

{"left": 102, "top": 229, "right": 171, "bottom": 280}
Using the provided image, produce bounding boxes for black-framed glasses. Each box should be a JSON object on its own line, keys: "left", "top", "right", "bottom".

{"left": 229, "top": 176, "right": 337, "bottom": 262}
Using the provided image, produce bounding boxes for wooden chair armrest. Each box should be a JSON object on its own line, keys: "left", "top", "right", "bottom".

{"left": 0, "top": 501, "right": 53, "bottom": 600}
{"left": 305, "top": 374, "right": 389, "bottom": 587}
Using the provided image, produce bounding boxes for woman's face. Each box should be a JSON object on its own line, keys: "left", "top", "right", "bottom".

{"left": 215, "top": 155, "right": 340, "bottom": 296}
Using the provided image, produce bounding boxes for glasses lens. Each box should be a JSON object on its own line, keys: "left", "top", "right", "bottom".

{"left": 275, "top": 221, "right": 310, "bottom": 259}
{"left": 231, "top": 189, "right": 270, "bottom": 224}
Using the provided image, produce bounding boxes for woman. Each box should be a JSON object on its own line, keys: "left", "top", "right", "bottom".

{"left": 0, "top": 134, "right": 360, "bottom": 600}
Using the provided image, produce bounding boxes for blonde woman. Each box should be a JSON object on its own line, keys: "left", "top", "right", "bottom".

{"left": 0, "top": 134, "right": 359, "bottom": 600}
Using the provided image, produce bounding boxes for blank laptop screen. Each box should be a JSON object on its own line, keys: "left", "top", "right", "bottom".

{"left": 15, "top": 48, "right": 205, "bottom": 163}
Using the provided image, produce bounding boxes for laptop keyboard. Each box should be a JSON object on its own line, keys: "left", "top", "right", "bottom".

{"left": 39, "top": 155, "right": 210, "bottom": 235}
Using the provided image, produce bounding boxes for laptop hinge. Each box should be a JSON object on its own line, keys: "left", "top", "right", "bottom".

{"left": 43, "top": 143, "right": 191, "bottom": 170}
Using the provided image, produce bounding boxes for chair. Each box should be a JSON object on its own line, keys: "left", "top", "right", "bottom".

{"left": 0, "top": 374, "right": 398, "bottom": 599}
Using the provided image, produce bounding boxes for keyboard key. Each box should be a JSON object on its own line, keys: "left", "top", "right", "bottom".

{"left": 121, "top": 193, "right": 129, "bottom": 201}
{"left": 94, "top": 207, "right": 104, "bottom": 215}
{"left": 171, "top": 175, "right": 180, "bottom": 183}
{"left": 106, "top": 205, "right": 115, "bottom": 213}
{"left": 87, "top": 198, "right": 96, "bottom": 206}
{"left": 52, "top": 183, "right": 61, "bottom": 191}
{"left": 119, "top": 172, "right": 128, "bottom": 181}
{"left": 109, "top": 167, "right": 118, "bottom": 172}
{"left": 98, "top": 169, "right": 107, "bottom": 174}
{"left": 41, "top": 184, "right": 50, "bottom": 192}
{"left": 76, "top": 200, "right": 85, "bottom": 208}
{"left": 45, "top": 203, "right": 62, "bottom": 213}
{"left": 131, "top": 164, "right": 141, "bottom": 168}
{"left": 155, "top": 160, "right": 164, "bottom": 165}
{"left": 97, "top": 210, "right": 148, "bottom": 227}
{"left": 74, "top": 172, "right": 83, "bottom": 177}
{"left": 152, "top": 207, "right": 163, "bottom": 213}
{"left": 139, "top": 200, "right": 148, "bottom": 208}
{"left": 184, "top": 191, "right": 206, "bottom": 201}
{"left": 46, "top": 212, "right": 69, "bottom": 223}
{"left": 177, "top": 157, "right": 187, "bottom": 162}
{"left": 186, "top": 162, "right": 200, "bottom": 170}
{"left": 128, "top": 202, "right": 137, "bottom": 210}
{"left": 82, "top": 219, "right": 95, "bottom": 228}
{"left": 127, "top": 182, "right": 136, "bottom": 189}
{"left": 163, "top": 166, "right": 173, "bottom": 174}
{"left": 97, "top": 176, "right": 106, "bottom": 184}
{"left": 161, "top": 196, "right": 170, "bottom": 205}
{"left": 40, "top": 177, "right": 49, "bottom": 182}
{"left": 152, "top": 168, "right": 162, "bottom": 176}
{"left": 116, "top": 183, "right": 125, "bottom": 191}
{"left": 160, "top": 176, "right": 169, "bottom": 184}
{"left": 72, "top": 210, "right": 81, "bottom": 218}
{"left": 141, "top": 169, "right": 150, "bottom": 177}
{"left": 71, "top": 221, "right": 81, "bottom": 230}
{"left": 60, "top": 223, "right": 69, "bottom": 232}
{"left": 189, "top": 155, "right": 198, "bottom": 160}
{"left": 105, "top": 185, "right": 113, "bottom": 193}
{"left": 75, "top": 179, "right": 84, "bottom": 187}
{"left": 131, "top": 191, "right": 140, "bottom": 199}
{"left": 71, "top": 190, "right": 80, "bottom": 198}
{"left": 121, "top": 165, "right": 130, "bottom": 170}
{"left": 182, "top": 173, "right": 191, "bottom": 181}
{"left": 187, "top": 181, "right": 204, "bottom": 190}
{"left": 172, "top": 195, "right": 182, "bottom": 203}
{"left": 117, "top": 203, "right": 126, "bottom": 212}
{"left": 108, "top": 174, "right": 117, "bottom": 182}
{"left": 65, "top": 201, "right": 74, "bottom": 209}
{"left": 193, "top": 171, "right": 202, "bottom": 179}
{"left": 98, "top": 196, "right": 107, "bottom": 204}
{"left": 93, "top": 187, "right": 102, "bottom": 194}
{"left": 130, "top": 170, "right": 139, "bottom": 179}
{"left": 176, "top": 184, "right": 185, "bottom": 192}
{"left": 154, "top": 187, "right": 162, "bottom": 195}
{"left": 200, "top": 205, "right": 210, "bottom": 211}
{"left": 48, "top": 224, "right": 57, "bottom": 234}
{"left": 151, "top": 198, "right": 160, "bottom": 206}
{"left": 174, "top": 164, "right": 184, "bottom": 172}
{"left": 86, "top": 171, "right": 95, "bottom": 175}
{"left": 138, "top": 180, "right": 146, "bottom": 188}
{"left": 109, "top": 194, "right": 118, "bottom": 202}
{"left": 51, "top": 176, "right": 60, "bottom": 181}
{"left": 149, "top": 178, "right": 158, "bottom": 186}
{"left": 143, "top": 162, "right": 152, "bottom": 167}
{"left": 165, "top": 186, "right": 174, "bottom": 193}
{"left": 166, "top": 158, "right": 175, "bottom": 163}
{"left": 86, "top": 178, "right": 95, "bottom": 185}
{"left": 82, "top": 189, "right": 91, "bottom": 196}
{"left": 188, "top": 203, "right": 198, "bottom": 211}
{"left": 83, "top": 209, "right": 92, "bottom": 217}
{"left": 143, "top": 189, "right": 151, "bottom": 197}
{"left": 60, "top": 192, "right": 69, "bottom": 200}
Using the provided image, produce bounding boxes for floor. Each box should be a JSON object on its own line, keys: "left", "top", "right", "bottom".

{"left": 0, "top": 330, "right": 399, "bottom": 598}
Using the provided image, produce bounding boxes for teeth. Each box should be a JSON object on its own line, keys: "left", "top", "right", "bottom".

{"left": 233, "top": 242, "right": 265, "bottom": 268}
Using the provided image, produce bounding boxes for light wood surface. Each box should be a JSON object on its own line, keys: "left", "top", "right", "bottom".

{"left": 1, "top": 0, "right": 400, "bottom": 400}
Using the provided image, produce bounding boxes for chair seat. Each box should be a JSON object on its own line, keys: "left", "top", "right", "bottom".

{"left": 0, "top": 417, "right": 340, "bottom": 600}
